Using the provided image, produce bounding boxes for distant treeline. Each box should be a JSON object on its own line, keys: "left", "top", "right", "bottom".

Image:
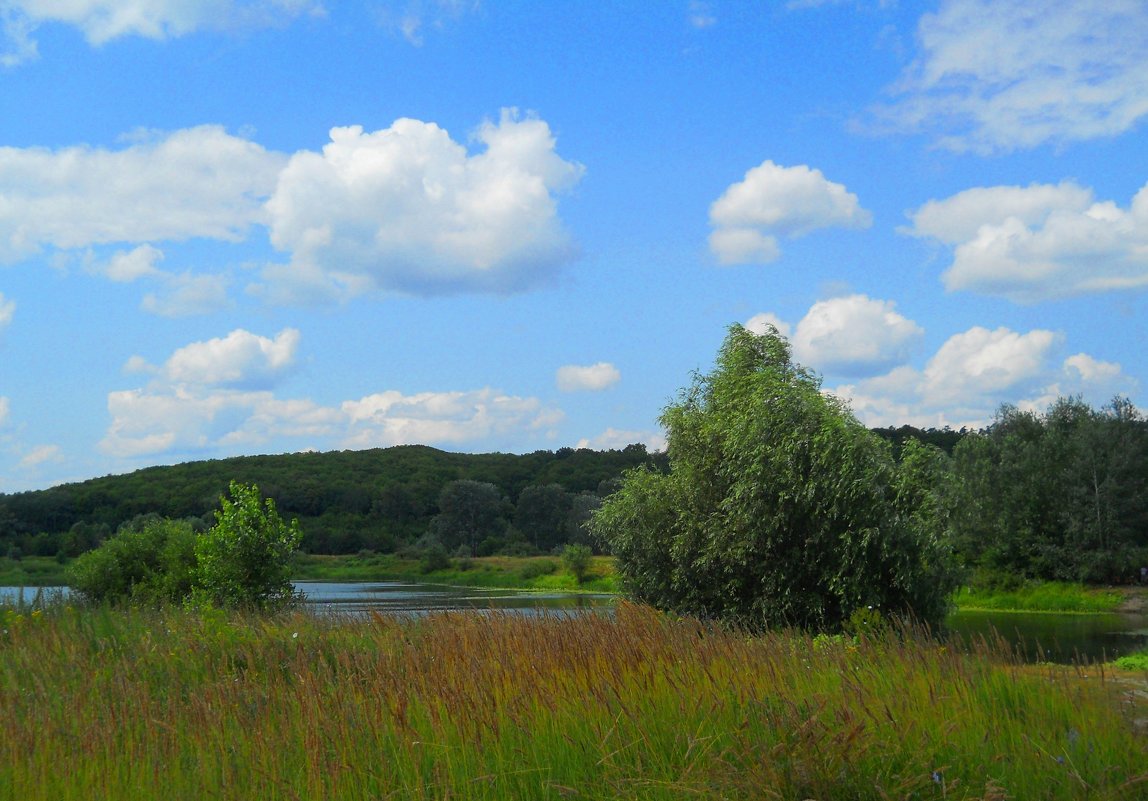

{"left": 8, "top": 404, "right": 1142, "bottom": 586}
{"left": 0, "top": 444, "right": 667, "bottom": 558}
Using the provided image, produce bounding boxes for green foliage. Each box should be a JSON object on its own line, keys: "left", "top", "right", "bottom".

{"left": 428, "top": 480, "right": 507, "bottom": 557}
{"left": 193, "top": 482, "right": 302, "bottom": 609}
{"left": 561, "top": 543, "right": 593, "bottom": 583}
{"left": 0, "top": 444, "right": 664, "bottom": 557}
{"left": 518, "top": 558, "right": 557, "bottom": 580}
{"left": 1113, "top": 650, "right": 1148, "bottom": 671}
{"left": 67, "top": 516, "right": 197, "bottom": 604}
{"left": 593, "top": 324, "right": 959, "bottom": 631}
{"left": 418, "top": 542, "right": 451, "bottom": 574}
{"left": 947, "top": 397, "right": 1148, "bottom": 583}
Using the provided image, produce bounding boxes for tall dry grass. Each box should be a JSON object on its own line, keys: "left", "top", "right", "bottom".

{"left": 0, "top": 602, "right": 1145, "bottom": 800}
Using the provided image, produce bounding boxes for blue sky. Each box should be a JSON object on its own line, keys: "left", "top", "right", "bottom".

{"left": 1, "top": 0, "right": 1146, "bottom": 492}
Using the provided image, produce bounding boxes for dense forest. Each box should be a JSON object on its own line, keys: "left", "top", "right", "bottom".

{"left": 2, "top": 399, "right": 1145, "bottom": 586}
{"left": 0, "top": 444, "right": 667, "bottom": 558}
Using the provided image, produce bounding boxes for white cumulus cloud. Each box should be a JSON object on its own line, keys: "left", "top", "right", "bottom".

{"left": 746, "top": 295, "right": 921, "bottom": 378}
{"left": 829, "top": 326, "right": 1134, "bottom": 430}
{"left": 2, "top": 0, "right": 323, "bottom": 65}
{"left": 870, "top": 0, "right": 1148, "bottom": 153}
{"left": 103, "top": 328, "right": 563, "bottom": 459}
{"left": 906, "top": 180, "right": 1148, "bottom": 302}
{"left": 556, "top": 362, "right": 621, "bottom": 393}
{"left": 154, "top": 328, "right": 301, "bottom": 388}
{"left": 708, "top": 160, "right": 871, "bottom": 265}
{"left": 575, "top": 427, "right": 666, "bottom": 453}
{"left": 0, "top": 126, "right": 285, "bottom": 261}
{"left": 103, "top": 244, "right": 164, "bottom": 282}
{"left": 792, "top": 294, "right": 923, "bottom": 377}
{"left": 260, "top": 108, "right": 583, "bottom": 301}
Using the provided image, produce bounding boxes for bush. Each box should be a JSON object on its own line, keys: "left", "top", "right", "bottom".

{"left": 562, "top": 544, "right": 593, "bottom": 584}
{"left": 194, "top": 482, "right": 303, "bottom": 609}
{"left": 419, "top": 543, "right": 451, "bottom": 574}
{"left": 592, "top": 324, "right": 959, "bottom": 631}
{"left": 519, "top": 559, "right": 557, "bottom": 580}
{"left": 67, "top": 517, "right": 197, "bottom": 605}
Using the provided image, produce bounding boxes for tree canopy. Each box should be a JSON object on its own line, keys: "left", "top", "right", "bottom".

{"left": 592, "top": 324, "right": 958, "bottom": 631}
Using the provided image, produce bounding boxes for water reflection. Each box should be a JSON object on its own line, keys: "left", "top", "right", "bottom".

{"left": 945, "top": 609, "right": 1148, "bottom": 664}
{"left": 294, "top": 581, "right": 614, "bottom": 616}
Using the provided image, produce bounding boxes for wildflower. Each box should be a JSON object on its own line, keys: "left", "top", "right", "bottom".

{"left": 932, "top": 771, "right": 943, "bottom": 784}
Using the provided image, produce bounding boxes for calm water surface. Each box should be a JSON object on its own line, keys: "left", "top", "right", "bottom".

{"left": 294, "top": 580, "right": 614, "bottom": 615}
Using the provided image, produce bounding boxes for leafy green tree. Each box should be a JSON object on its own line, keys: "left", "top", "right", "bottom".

{"left": 194, "top": 481, "right": 302, "bottom": 609}
{"left": 428, "top": 480, "right": 506, "bottom": 557}
{"left": 947, "top": 396, "right": 1148, "bottom": 584}
{"left": 67, "top": 516, "right": 197, "bottom": 604}
{"left": 591, "top": 324, "right": 958, "bottom": 631}
{"left": 561, "top": 543, "right": 593, "bottom": 583}
{"left": 514, "top": 483, "right": 573, "bottom": 552}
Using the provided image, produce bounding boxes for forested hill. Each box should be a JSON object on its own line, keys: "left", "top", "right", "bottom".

{"left": 0, "top": 444, "right": 667, "bottom": 556}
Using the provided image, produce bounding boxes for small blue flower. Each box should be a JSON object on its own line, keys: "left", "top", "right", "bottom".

{"left": 932, "top": 771, "right": 943, "bottom": 784}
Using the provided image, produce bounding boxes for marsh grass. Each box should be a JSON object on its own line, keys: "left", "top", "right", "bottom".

{"left": 1, "top": 602, "right": 1146, "bottom": 800}
{"left": 953, "top": 582, "right": 1126, "bottom": 613}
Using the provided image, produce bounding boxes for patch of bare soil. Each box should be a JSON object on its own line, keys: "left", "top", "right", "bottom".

{"left": 1115, "top": 588, "right": 1148, "bottom": 614}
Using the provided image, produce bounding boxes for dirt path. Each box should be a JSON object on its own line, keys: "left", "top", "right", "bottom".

{"left": 1115, "top": 588, "right": 1148, "bottom": 614}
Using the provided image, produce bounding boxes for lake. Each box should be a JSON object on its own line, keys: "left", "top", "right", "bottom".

{"left": 3, "top": 582, "right": 1146, "bottom": 663}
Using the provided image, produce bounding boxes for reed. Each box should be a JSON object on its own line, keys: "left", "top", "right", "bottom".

{"left": 0, "top": 602, "right": 1144, "bottom": 800}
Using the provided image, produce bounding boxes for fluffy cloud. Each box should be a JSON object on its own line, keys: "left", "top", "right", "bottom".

{"left": 101, "top": 385, "right": 561, "bottom": 459}
{"left": 556, "top": 362, "right": 621, "bottom": 393}
{"left": 871, "top": 0, "right": 1148, "bottom": 153}
{"left": 575, "top": 427, "right": 667, "bottom": 453}
{"left": 261, "top": 109, "right": 584, "bottom": 301}
{"left": 145, "top": 328, "right": 301, "bottom": 388}
{"left": 0, "top": 126, "right": 285, "bottom": 261}
{"left": 0, "top": 396, "right": 9, "bottom": 426}
{"left": 746, "top": 295, "right": 921, "bottom": 378}
{"left": 708, "top": 161, "right": 871, "bottom": 265}
{"left": 103, "top": 328, "right": 563, "bottom": 459}
{"left": 102, "top": 244, "right": 163, "bottom": 282}
{"left": 745, "top": 312, "right": 792, "bottom": 339}
{"left": 2, "top": 112, "right": 582, "bottom": 305}
{"left": 920, "top": 327, "right": 1059, "bottom": 406}
{"left": 746, "top": 298, "right": 1133, "bottom": 428}
{"left": 791, "top": 295, "right": 923, "bottom": 377}
{"left": 2, "top": 0, "right": 323, "bottom": 64}
{"left": 905, "top": 181, "right": 1148, "bottom": 302}
{"left": 341, "top": 389, "right": 561, "bottom": 450}
{"left": 831, "top": 326, "right": 1135, "bottom": 429}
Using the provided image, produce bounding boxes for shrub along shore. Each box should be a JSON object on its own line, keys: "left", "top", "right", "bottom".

{"left": 0, "top": 602, "right": 1145, "bottom": 800}
{"left": 5, "top": 552, "right": 1148, "bottom": 614}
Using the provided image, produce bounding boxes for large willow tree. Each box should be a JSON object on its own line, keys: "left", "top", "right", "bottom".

{"left": 592, "top": 324, "right": 957, "bottom": 631}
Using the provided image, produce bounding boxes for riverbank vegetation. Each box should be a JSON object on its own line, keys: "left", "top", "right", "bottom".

{"left": 293, "top": 552, "right": 619, "bottom": 593}
{"left": 953, "top": 581, "right": 1127, "bottom": 614}
{"left": 1, "top": 602, "right": 1144, "bottom": 800}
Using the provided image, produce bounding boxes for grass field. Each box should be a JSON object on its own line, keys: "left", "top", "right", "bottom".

{"left": 952, "top": 582, "right": 1128, "bottom": 614}
{"left": 0, "top": 601, "right": 1145, "bottom": 800}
